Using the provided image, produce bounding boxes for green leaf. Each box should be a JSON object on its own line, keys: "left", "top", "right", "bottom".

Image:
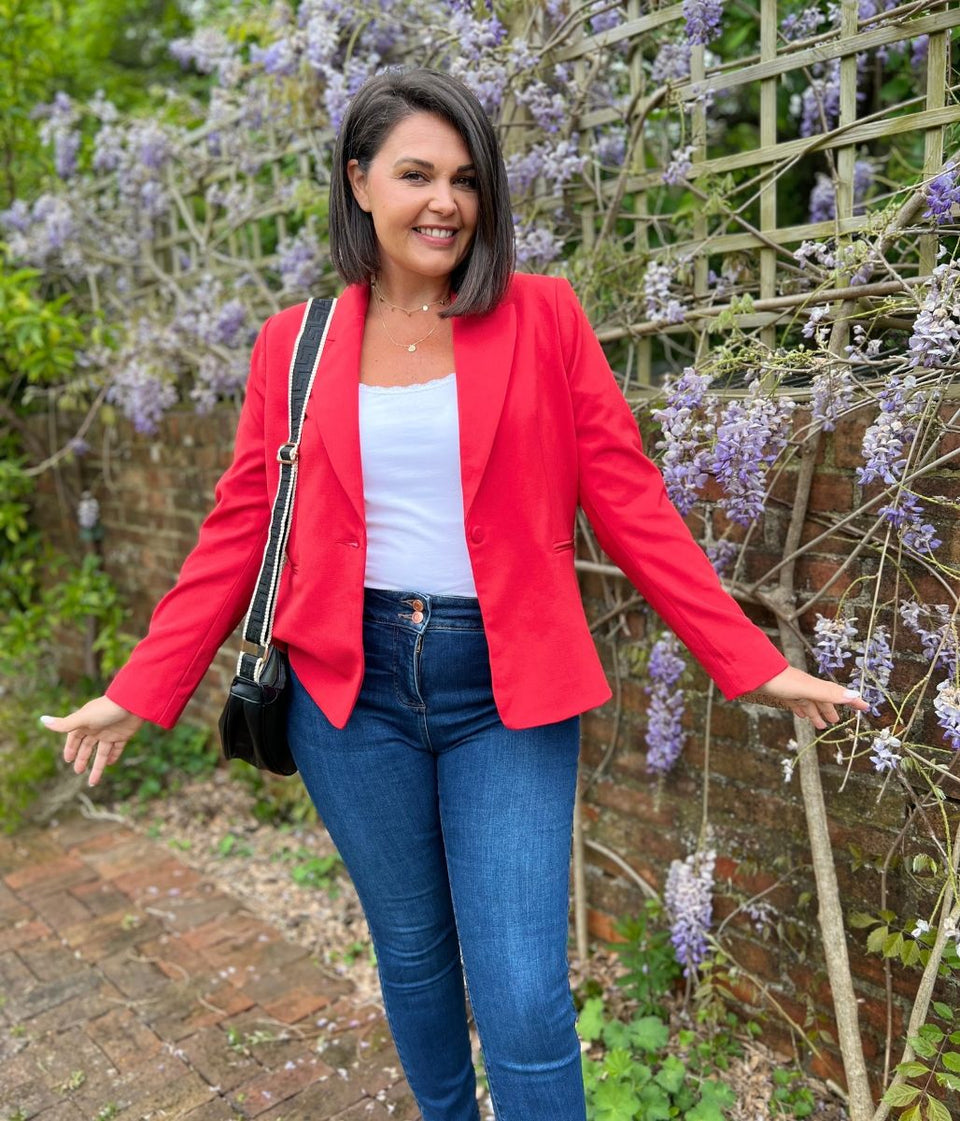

{"left": 949, "top": 1031, "right": 960, "bottom": 1046}
{"left": 628, "top": 1015, "right": 670, "bottom": 1054}
{"left": 901, "top": 939, "right": 923, "bottom": 967}
{"left": 848, "top": 911, "right": 877, "bottom": 929}
{"left": 603, "top": 1047, "right": 633, "bottom": 1079}
{"left": 637, "top": 1082, "right": 672, "bottom": 1121}
{"left": 909, "top": 1034, "right": 939, "bottom": 1059}
{"left": 685, "top": 1079, "right": 736, "bottom": 1121}
{"left": 919, "top": 1024, "right": 945, "bottom": 1044}
{"left": 867, "top": 925, "right": 889, "bottom": 953}
{"left": 897, "top": 1062, "right": 930, "bottom": 1078}
{"left": 654, "top": 1055, "right": 686, "bottom": 1095}
{"left": 936, "top": 1071, "right": 960, "bottom": 1092}
{"left": 602, "top": 1018, "right": 633, "bottom": 1051}
{"left": 592, "top": 1078, "right": 641, "bottom": 1120}
{"left": 882, "top": 931, "right": 904, "bottom": 959}
{"left": 927, "top": 1098, "right": 952, "bottom": 1121}
{"left": 882, "top": 1083, "right": 920, "bottom": 1108}
{"left": 932, "top": 1002, "right": 954, "bottom": 1023}
{"left": 900, "top": 1107, "right": 921, "bottom": 1121}
{"left": 940, "top": 1051, "right": 960, "bottom": 1074}
{"left": 577, "top": 997, "right": 605, "bottom": 1042}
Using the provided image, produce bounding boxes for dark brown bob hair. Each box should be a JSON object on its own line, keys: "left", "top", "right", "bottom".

{"left": 328, "top": 67, "right": 515, "bottom": 318}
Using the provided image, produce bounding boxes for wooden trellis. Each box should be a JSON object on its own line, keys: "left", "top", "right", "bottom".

{"left": 69, "top": 1, "right": 960, "bottom": 390}
{"left": 560, "top": 0, "right": 960, "bottom": 385}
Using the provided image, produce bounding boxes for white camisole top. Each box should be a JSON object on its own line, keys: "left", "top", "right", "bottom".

{"left": 358, "top": 372, "right": 478, "bottom": 597}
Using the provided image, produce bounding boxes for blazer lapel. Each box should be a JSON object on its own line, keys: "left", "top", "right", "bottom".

{"left": 453, "top": 300, "right": 517, "bottom": 516}
{"left": 310, "top": 283, "right": 367, "bottom": 526}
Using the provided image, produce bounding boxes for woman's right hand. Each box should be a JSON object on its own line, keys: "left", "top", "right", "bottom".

{"left": 40, "top": 698, "right": 145, "bottom": 787}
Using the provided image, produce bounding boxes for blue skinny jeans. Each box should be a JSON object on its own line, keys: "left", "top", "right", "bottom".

{"left": 287, "top": 587, "right": 587, "bottom": 1121}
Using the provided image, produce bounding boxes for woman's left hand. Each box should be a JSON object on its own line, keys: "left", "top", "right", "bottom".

{"left": 743, "top": 666, "right": 872, "bottom": 730}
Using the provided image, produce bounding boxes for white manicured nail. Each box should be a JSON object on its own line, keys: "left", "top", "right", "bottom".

{"left": 39, "top": 715, "right": 55, "bottom": 726}
{"left": 841, "top": 690, "right": 862, "bottom": 701}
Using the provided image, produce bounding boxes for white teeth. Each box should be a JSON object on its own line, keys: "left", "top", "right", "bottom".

{"left": 417, "top": 227, "right": 455, "bottom": 238}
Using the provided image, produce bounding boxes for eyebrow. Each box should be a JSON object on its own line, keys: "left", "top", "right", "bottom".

{"left": 392, "top": 158, "right": 476, "bottom": 172}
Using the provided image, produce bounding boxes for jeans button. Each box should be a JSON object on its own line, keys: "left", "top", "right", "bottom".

{"left": 411, "top": 599, "right": 425, "bottom": 611}
{"left": 411, "top": 611, "right": 425, "bottom": 624}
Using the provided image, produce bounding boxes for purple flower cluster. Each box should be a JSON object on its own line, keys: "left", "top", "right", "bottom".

{"left": 683, "top": 0, "right": 723, "bottom": 45}
{"left": 0, "top": 194, "right": 80, "bottom": 271}
{"left": 900, "top": 601, "right": 959, "bottom": 675}
{"left": 813, "top": 613, "right": 858, "bottom": 674}
{"left": 856, "top": 375, "right": 925, "bottom": 485}
{"left": 652, "top": 367, "right": 714, "bottom": 516}
{"left": 878, "top": 491, "right": 942, "bottom": 555}
{"left": 170, "top": 27, "right": 238, "bottom": 78}
{"left": 515, "top": 81, "right": 567, "bottom": 133}
{"left": 277, "top": 229, "right": 324, "bottom": 293}
{"left": 643, "top": 261, "right": 686, "bottom": 325}
{"left": 662, "top": 145, "right": 695, "bottom": 186}
{"left": 665, "top": 849, "right": 716, "bottom": 976}
{"left": 907, "top": 263, "right": 960, "bottom": 369}
{"left": 869, "top": 728, "right": 902, "bottom": 773}
{"left": 810, "top": 365, "right": 856, "bottom": 430}
{"left": 588, "top": 2, "right": 624, "bottom": 35}
{"left": 712, "top": 380, "right": 796, "bottom": 526}
{"left": 651, "top": 41, "right": 691, "bottom": 84}
{"left": 781, "top": 7, "right": 824, "bottom": 42}
{"left": 808, "top": 160, "right": 874, "bottom": 223}
{"left": 924, "top": 167, "right": 960, "bottom": 224}
{"left": 706, "top": 538, "right": 739, "bottom": 577}
{"left": 35, "top": 92, "right": 81, "bottom": 180}
{"left": 506, "top": 139, "right": 586, "bottom": 197}
{"left": 853, "top": 626, "right": 893, "bottom": 716}
{"left": 645, "top": 633, "right": 687, "bottom": 774}
{"left": 513, "top": 219, "right": 564, "bottom": 266}
{"left": 934, "top": 680, "right": 960, "bottom": 751}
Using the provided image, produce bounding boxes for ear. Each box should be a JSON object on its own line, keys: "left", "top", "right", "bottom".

{"left": 346, "top": 159, "right": 371, "bottom": 213}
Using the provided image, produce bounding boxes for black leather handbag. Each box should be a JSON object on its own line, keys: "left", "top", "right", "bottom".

{"left": 218, "top": 296, "right": 337, "bottom": 775}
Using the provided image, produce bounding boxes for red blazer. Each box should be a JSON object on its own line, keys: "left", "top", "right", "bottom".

{"left": 106, "top": 273, "right": 788, "bottom": 730}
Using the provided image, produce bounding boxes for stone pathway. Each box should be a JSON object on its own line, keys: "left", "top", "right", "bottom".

{"left": 0, "top": 812, "right": 419, "bottom": 1121}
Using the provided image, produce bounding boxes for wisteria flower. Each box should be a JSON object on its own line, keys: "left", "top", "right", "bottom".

{"left": 856, "top": 375, "right": 925, "bottom": 485}
{"left": 869, "top": 728, "right": 902, "bottom": 773}
{"left": 853, "top": 626, "right": 893, "bottom": 716}
{"left": 652, "top": 367, "right": 714, "bottom": 516}
{"left": 683, "top": 0, "right": 723, "bottom": 45}
{"left": 665, "top": 849, "right": 716, "bottom": 975}
{"left": 813, "top": 613, "right": 858, "bottom": 674}
{"left": 643, "top": 260, "right": 686, "bottom": 325}
{"left": 924, "top": 165, "right": 960, "bottom": 224}
{"left": 663, "top": 145, "right": 695, "bottom": 186}
{"left": 934, "top": 679, "right": 960, "bottom": 750}
{"left": 912, "top": 918, "right": 931, "bottom": 938}
{"left": 711, "top": 380, "right": 795, "bottom": 526}
{"left": 645, "top": 633, "right": 687, "bottom": 774}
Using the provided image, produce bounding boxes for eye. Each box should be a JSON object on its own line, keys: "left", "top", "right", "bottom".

{"left": 400, "top": 170, "right": 427, "bottom": 182}
{"left": 455, "top": 176, "right": 478, "bottom": 190}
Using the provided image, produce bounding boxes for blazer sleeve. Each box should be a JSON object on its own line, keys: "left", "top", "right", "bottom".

{"left": 105, "top": 317, "right": 275, "bottom": 728}
{"left": 554, "top": 278, "right": 788, "bottom": 700}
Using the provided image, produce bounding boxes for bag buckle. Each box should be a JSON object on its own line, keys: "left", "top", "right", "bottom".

{"left": 277, "top": 443, "right": 299, "bottom": 465}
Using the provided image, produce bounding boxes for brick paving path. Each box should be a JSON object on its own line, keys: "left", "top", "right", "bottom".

{"left": 0, "top": 812, "right": 419, "bottom": 1121}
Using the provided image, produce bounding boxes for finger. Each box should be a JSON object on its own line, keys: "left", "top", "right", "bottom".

{"left": 821, "top": 702, "right": 840, "bottom": 724}
{"left": 72, "top": 735, "right": 98, "bottom": 773}
{"left": 63, "top": 729, "right": 89, "bottom": 764}
{"left": 88, "top": 742, "right": 115, "bottom": 787}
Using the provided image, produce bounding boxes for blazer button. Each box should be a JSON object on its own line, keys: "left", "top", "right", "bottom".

{"left": 470, "top": 526, "right": 485, "bottom": 544}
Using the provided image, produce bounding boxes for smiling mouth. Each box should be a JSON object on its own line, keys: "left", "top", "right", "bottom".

{"left": 414, "top": 227, "right": 456, "bottom": 239}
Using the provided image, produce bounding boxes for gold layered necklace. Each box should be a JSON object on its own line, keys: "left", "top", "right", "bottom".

{"left": 372, "top": 280, "right": 451, "bottom": 353}
{"left": 372, "top": 279, "right": 450, "bottom": 317}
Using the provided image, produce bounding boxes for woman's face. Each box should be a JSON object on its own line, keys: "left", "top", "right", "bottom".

{"left": 346, "top": 111, "right": 479, "bottom": 290}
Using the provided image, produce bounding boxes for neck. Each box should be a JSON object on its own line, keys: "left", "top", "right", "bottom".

{"left": 371, "top": 273, "right": 452, "bottom": 311}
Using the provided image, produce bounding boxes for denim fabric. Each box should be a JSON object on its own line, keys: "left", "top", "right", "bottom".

{"left": 287, "top": 587, "right": 587, "bottom": 1121}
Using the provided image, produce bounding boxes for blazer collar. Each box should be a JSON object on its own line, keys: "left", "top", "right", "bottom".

{"left": 311, "top": 281, "right": 518, "bottom": 525}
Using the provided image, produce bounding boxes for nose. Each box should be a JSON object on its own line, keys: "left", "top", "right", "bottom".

{"left": 428, "top": 180, "right": 457, "bottom": 214}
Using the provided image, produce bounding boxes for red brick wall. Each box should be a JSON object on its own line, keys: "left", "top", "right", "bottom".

{"left": 31, "top": 401, "right": 960, "bottom": 1087}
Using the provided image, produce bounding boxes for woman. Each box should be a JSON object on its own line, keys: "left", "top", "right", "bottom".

{"left": 43, "top": 68, "right": 867, "bottom": 1121}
